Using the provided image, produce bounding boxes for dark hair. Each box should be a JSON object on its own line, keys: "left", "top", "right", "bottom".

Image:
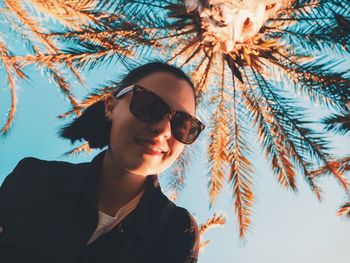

{"left": 59, "top": 61, "right": 196, "bottom": 149}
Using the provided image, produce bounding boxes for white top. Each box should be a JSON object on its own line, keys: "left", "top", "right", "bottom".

{"left": 87, "top": 190, "right": 144, "bottom": 245}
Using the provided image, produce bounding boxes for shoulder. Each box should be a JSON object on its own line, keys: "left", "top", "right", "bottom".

{"left": 155, "top": 190, "right": 198, "bottom": 239}
{"left": 0, "top": 157, "right": 88, "bottom": 201}
{"left": 0, "top": 156, "right": 90, "bottom": 217}
{"left": 169, "top": 205, "right": 199, "bottom": 235}
{"left": 2, "top": 157, "right": 87, "bottom": 186}
{"left": 11, "top": 156, "right": 84, "bottom": 173}
{"left": 156, "top": 199, "right": 199, "bottom": 262}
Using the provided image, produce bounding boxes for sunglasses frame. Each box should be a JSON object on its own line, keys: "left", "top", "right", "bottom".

{"left": 114, "top": 84, "right": 205, "bottom": 144}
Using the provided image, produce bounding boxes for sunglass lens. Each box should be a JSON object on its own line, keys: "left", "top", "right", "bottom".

{"left": 171, "top": 112, "right": 199, "bottom": 144}
{"left": 131, "top": 89, "right": 168, "bottom": 122}
{"left": 130, "top": 86, "right": 203, "bottom": 144}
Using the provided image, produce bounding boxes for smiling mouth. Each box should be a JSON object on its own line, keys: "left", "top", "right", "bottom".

{"left": 134, "top": 138, "right": 166, "bottom": 157}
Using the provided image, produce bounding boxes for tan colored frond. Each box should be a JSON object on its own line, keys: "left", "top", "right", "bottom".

{"left": 311, "top": 158, "right": 350, "bottom": 191}
{"left": 264, "top": 115, "right": 297, "bottom": 190}
{"left": 242, "top": 68, "right": 324, "bottom": 199}
{"left": 208, "top": 58, "right": 231, "bottom": 206}
{"left": 79, "top": 87, "right": 114, "bottom": 108}
{"left": 58, "top": 86, "right": 114, "bottom": 119}
{"left": 228, "top": 77, "right": 255, "bottom": 238}
{"left": 198, "top": 213, "right": 226, "bottom": 253}
{"left": 229, "top": 129, "right": 254, "bottom": 238}
{"left": 8, "top": 46, "right": 132, "bottom": 70}
{"left": 323, "top": 163, "right": 349, "bottom": 190}
{"left": 51, "top": 69, "right": 79, "bottom": 109}
{"left": 27, "top": 0, "right": 97, "bottom": 31}
{"left": 199, "top": 240, "right": 211, "bottom": 253}
{"left": 196, "top": 52, "right": 215, "bottom": 96}
{"left": 4, "top": 0, "right": 56, "bottom": 53}
{"left": 4, "top": 0, "right": 85, "bottom": 84}
{"left": 337, "top": 201, "right": 350, "bottom": 219}
{"left": 199, "top": 213, "right": 226, "bottom": 236}
{"left": 167, "top": 35, "right": 201, "bottom": 64}
{"left": 1, "top": 68, "right": 17, "bottom": 135}
{"left": 0, "top": 37, "right": 24, "bottom": 135}
{"left": 242, "top": 69, "right": 299, "bottom": 191}
{"left": 57, "top": 108, "right": 80, "bottom": 119}
{"left": 63, "top": 142, "right": 92, "bottom": 156}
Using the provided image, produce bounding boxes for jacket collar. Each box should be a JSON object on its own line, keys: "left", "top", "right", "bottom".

{"left": 123, "top": 173, "right": 165, "bottom": 245}
{"left": 56, "top": 149, "right": 167, "bottom": 245}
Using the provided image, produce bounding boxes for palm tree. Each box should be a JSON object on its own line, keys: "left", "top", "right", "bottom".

{"left": 1, "top": 0, "right": 350, "bottom": 238}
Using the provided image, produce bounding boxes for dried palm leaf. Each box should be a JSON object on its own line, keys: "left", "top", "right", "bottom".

{"left": 26, "top": 0, "right": 98, "bottom": 31}
{"left": 63, "top": 142, "right": 92, "bottom": 156}
{"left": 199, "top": 213, "right": 226, "bottom": 236}
{"left": 199, "top": 213, "right": 226, "bottom": 253}
{"left": 337, "top": 201, "right": 350, "bottom": 219}
{"left": 0, "top": 36, "right": 26, "bottom": 135}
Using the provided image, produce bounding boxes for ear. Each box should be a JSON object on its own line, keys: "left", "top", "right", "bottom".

{"left": 104, "top": 94, "right": 118, "bottom": 121}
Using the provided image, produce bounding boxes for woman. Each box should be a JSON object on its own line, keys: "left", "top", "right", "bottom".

{"left": 0, "top": 62, "right": 205, "bottom": 263}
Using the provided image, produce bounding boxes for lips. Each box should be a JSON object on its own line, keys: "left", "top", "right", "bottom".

{"left": 134, "top": 138, "right": 168, "bottom": 156}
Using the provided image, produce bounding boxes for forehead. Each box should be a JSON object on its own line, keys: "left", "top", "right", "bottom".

{"left": 135, "top": 72, "right": 195, "bottom": 115}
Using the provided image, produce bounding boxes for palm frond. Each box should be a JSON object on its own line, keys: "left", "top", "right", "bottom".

{"left": 58, "top": 85, "right": 114, "bottom": 119}
{"left": 256, "top": 68, "right": 349, "bottom": 191}
{"left": 0, "top": 36, "right": 26, "bottom": 135}
{"left": 26, "top": 0, "right": 98, "bottom": 31}
{"left": 270, "top": 0, "right": 350, "bottom": 54}
{"left": 164, "top": 147, "right": 190, "bottom": 202}
{"left": 3, "top": 0, "right": 54, "bottom": 52}
{"left": 241, "top": 70, "right": 298, "bottom": 192}
{"left": 207, "top": 58, "right": 231, "bottom": 207}
{"left": 1, "top": 65, "right": 18, "bottom": 135}
{"left": 266, "top": 51, "right": 350, "bottom": 111}
{"left": 228, "top": 77, "right": 254, "bottom": 238}
{"left": 3, "top": 0, "right": 85, "bottom": 84}
{"left": 323, "top": 111, "right": 350, "bottom": 134}
{"left": 337, "top": 201, "right": 350, "bottom": 219}
{"left": 63, "top": 142, "right": 92, "bottom": 156}
{"left": 199, "top": 213, "right": 226, "bottom": 236}
{"left": 311, "top": 156, "right": 350, "bottom": 178}
{"left": 199, "top": 213, "right": 226, "bottom": 253}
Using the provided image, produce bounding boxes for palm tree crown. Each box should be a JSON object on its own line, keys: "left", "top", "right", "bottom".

{"left": 1, "top": 0, "right": 349, "bottom": 238}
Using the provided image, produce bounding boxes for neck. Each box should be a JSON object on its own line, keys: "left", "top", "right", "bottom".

{"left": 97, "top": 148, "right": 147, "bottom": 216}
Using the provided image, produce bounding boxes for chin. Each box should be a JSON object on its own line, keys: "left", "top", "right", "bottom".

{"left": 124, "top": 159, "right": 160, "bottom": 176}
{"left": 126, "top": 167, "right": 159, "bottom": 176}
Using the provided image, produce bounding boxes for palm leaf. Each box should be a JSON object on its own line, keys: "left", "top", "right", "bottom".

{"left": 63, "top": 142, "right": 92, "bottom": 157}
{"left": 337, "top": 201, "right": 350, "bottom": 218}
{"left": 323, "top": 111, "right": 350, "bottom": 134}
{"left": 164, "top": 147, "right": 190, "bottom": 202}
{"left": 199, "top": 213, "right": 226, "bottom": 253}
{"left": 0, "top": 36, "right": 26, "bottom": 135}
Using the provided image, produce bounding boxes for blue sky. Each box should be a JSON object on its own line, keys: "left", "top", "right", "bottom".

{"left": 1, "top": 49, "right": 350, "bottom": 263}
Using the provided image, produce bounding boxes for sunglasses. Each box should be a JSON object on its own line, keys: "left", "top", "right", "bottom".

{"left": 114, "top": 84, "right": 205, "bottom": 144}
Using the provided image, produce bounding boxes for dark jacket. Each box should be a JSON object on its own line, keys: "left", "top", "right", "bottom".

{"left": 0, "top": 150, "right": 199, "bottom": 263}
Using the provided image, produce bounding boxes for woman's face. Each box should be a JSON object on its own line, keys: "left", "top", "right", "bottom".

{"left": 105, "top": 71, "right": 196, "bottom": 176}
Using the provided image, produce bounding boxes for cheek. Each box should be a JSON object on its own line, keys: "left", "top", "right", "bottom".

{"left": 161, "top": 142, "right": 185, "bottom": 168}
{"left": 109, "top": 114, "right": 136, "bottom": 148}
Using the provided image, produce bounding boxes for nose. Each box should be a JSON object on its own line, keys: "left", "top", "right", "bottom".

{"left": 149, "top": 114, "right": 172, "bottom": 140}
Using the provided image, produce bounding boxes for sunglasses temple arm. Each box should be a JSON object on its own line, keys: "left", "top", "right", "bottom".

{"left": 115, "top": 85, "right": 134, "bottom": 98}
